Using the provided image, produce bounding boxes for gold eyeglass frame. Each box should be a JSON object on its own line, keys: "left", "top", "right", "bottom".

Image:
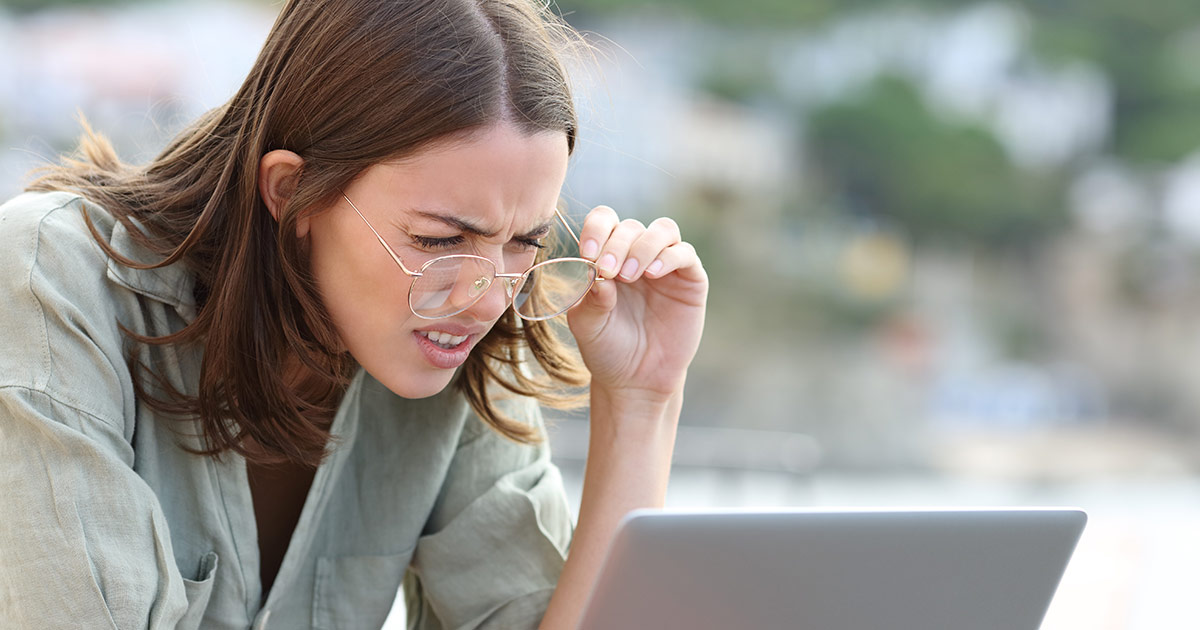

{"left": 341, "top": 192, "right": 602, "bottom": 321}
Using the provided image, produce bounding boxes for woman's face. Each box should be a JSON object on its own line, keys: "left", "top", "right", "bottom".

{"left": 306, "top": 124, "right": 570, "bottom": 398}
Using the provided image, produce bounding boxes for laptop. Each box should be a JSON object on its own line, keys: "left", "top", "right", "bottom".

{"left": 576, "top": 507, "right": 1086, "bottom": 630}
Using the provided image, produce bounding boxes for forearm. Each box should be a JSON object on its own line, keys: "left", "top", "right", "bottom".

{"left": 538, "top": 385, "right": 683, "bottom": 630}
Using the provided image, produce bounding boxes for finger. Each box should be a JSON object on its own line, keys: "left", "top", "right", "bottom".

{"left": 619, "top": 216, "right": 682, "bottom": 282}
{"left": 643, "top": 241, "right": 705, "bottom": 283}
{"left": 594, "top": 218, "right": 646, "bottom": 280}
{"left": 576, "top": 205, "right": 619, "bottom": 261}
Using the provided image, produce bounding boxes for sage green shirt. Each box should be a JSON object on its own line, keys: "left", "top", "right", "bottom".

{"left": 0, "top": 191, "right": 573, "bottom": 630}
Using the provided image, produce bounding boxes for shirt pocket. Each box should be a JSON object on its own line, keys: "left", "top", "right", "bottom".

{"left": 312, "top": 548, "right": 415, "bottom": 630}
{"left": 177, "top": 551, "right": 219, "bottom": 630}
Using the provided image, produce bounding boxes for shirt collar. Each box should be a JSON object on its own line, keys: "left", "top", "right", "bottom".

{"left": 104, "top": 217, "right": 198, "bottom": 323}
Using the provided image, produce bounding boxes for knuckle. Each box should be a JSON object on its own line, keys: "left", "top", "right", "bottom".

{"left": 651, "top": 216, "right": 679, "bottom": 232}
{"left": 591, "top": 205, "right": 619, "bottom": 219}
{"left": 584, "top": 208, "right": 618, "bottom": 230}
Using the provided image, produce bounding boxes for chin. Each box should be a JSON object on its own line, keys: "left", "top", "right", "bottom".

{"left": 364, "top": 361, "right": 460, "bottom": 400}
{"left": 348, "top": 327, "right": 484, "bottom": 400}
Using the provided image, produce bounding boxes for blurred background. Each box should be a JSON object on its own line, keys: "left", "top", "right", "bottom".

{"left": 4, "top": 0, "right": 1200, "bottom": 627}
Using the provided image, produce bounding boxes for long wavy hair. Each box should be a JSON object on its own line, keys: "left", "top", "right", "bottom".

{"left": 27, "top": 0, "right": 590, "bottom": 466}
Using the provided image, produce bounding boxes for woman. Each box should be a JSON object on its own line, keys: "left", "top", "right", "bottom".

{"left": 0, "top": 0, "right": 706, "bottom": 629}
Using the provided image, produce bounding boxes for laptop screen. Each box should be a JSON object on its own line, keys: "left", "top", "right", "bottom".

{"left": 577, "top": 508, "right": 1086, "bottom": 630}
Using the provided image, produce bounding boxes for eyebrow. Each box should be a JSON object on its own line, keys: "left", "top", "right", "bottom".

{"left": 412, "top": 210, "right": 555, "bottom": 240}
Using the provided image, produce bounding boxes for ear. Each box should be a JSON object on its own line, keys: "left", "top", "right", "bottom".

{"left": 258, "top": 149, "right": 311, "bottom": 238}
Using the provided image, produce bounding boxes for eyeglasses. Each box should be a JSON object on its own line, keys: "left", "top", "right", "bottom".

{"left": 342, "top": 193, "right": 600, "bottom": 321}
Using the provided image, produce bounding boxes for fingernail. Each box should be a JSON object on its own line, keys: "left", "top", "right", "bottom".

{"left": 646, "top": 260, "right": 664, "bottom": 276}
{"left": 581, "top": 239, "right": 599, "bottom": 259}
{"left": 619, "top": 258, "right": 639, "bottom": 279}
{"left": 599, "top": 253, "right": 617, "bottom": 274}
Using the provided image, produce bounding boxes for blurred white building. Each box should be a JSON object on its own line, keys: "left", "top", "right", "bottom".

{"left": 0, "top": 1, "right": 274, "bottom": 197}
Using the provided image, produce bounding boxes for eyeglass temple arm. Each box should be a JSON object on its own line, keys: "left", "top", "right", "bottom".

{"left": 553, "top": 207, "right": 583, "bottom": 246}
{"left": 554, "top": 206, "right": 606, "bottom": 283}
{"left": 342, "top": 193, "right": 421, "bottom": 277}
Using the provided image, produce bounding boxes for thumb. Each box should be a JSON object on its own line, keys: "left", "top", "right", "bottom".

{"left": 566, "top": 278, "right": 617, "bottom": 342}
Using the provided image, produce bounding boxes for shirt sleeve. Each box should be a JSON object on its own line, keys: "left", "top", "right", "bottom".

{"left": 0, "top": 196, "right": 196, "bottom": 629}
{"left": 403, "top": 395, "right": 574, "bottom": 630}
{"left": 0, "top": 387, "right": 199, "bottom": 629}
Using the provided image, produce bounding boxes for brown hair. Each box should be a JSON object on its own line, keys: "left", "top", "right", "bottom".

{"left": 28, "top": 0, "right": 589, "bottom": 466}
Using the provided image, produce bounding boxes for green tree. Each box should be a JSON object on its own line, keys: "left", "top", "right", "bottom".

{"left": 807, "top": 75, "right": 1065, "bottom": 250}
{"left": 1029, "top": 0, "right": 1200, "bottom": 165}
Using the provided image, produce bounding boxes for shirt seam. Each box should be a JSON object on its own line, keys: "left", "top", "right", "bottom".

{"left": 22, "top": 196, "right": 77, "bottom": 393}
{"left": 314, "top": 556, "right": 329, "bottom": 628}
{"left": 212, "top": 455, "right": 257, "bottom": 623}
{"left": 0, "top": 383, "right": 122, "bottom": 428}
{"left": 26, "top": 199, "right": 129, "bottom": 426}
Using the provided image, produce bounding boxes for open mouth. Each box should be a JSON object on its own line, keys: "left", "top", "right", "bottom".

{"left": 417, "top": 330, "right": 469, "bottom": 349}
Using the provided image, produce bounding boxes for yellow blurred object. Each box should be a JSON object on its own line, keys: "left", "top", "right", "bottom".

{"left": 839, "top": 232, "right": 909, "bottom": 300}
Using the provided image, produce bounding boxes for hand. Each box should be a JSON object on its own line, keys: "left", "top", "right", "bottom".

{"left": 565, "top": 206, "right": 708, "bottom": 402}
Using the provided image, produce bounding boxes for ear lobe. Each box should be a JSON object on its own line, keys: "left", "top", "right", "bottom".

{"left": 258, "top": 149, "right": 308, "bottom": 237}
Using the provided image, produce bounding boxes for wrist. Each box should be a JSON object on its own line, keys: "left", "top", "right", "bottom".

{"left": 589, "top": 378, "right": 685, "bottom": 419}
{"left": 580, "top": 386, "right": 682, "bottom": 513}
{"left": 587, "top": 385, "right": 683, "bottom": 454}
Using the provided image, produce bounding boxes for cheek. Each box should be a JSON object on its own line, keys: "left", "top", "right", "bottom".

{"left": 307, "top": 221, "right": 414, "bottom": 345}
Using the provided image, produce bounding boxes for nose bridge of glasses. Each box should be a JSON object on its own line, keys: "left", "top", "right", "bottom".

{"left": 498, "top": 275, "right": 522, "bottom": 299}
{"left": 461, "top": 265, "right": 516, "bottom": 320}
{"left": 452, "top": 257, "right": 518, "bottom": 308}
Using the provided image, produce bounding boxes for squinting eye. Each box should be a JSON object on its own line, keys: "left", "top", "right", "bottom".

{"left": 413, "top": 235, "right": 465, "bottom": 250}
{"left": 515, "top": 238, "right": 546, "bottom": 251}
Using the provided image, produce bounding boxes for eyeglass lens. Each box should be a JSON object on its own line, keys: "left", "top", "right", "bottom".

{"left": 513, "top": 259, "right": 596, "bottom": 320}
{"left": 409, "top": 255, "right": 493, "bottom": 318}
{"left": 410, "top": 256, "right": 596, "bottom": 320}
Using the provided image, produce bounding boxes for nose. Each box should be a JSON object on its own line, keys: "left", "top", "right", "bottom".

{"left": 462, "top": 272, "right": 513, "bottom": 323}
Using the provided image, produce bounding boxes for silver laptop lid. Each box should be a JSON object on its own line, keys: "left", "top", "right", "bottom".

{"left": 577, "top": 508, "right": 1086, "bottom": 630}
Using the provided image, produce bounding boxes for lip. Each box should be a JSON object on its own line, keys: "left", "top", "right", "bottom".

{"left": 413, "top": 330, "right": 476, "bottom": 370}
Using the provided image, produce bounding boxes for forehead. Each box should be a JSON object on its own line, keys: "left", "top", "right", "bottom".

{"left": 351, "top": 125, "right": 569, "bottom": 233}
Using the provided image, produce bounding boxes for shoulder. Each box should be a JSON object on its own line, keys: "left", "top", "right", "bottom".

{"left": 0, "top": 190, "right": 127, "bottom": 309}
{"left": 0, "top": 189, "right": 192, "bottom": 313}
{"left": 0, "top": 189, "right": 112, "bottom": 233}
{"left": 0, "top": 189, "right": 86, "bottom": 223}
{"left": 0, "top": 191, "right": 126, "bottom": 393}
{"left": 0, "top": 190, "right": 113, "bottom": 273}
{"left": 0, "top": 190, "right": 117, "bottom": 312}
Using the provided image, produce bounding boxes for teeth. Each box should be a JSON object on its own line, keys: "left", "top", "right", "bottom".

{"left": 419, "top": 330, "right": 468, "bottom": 348}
